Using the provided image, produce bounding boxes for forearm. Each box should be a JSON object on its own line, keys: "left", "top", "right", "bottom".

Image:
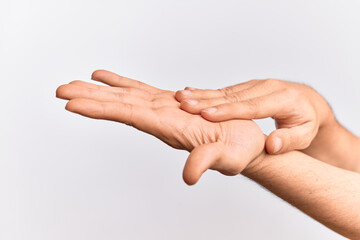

{"left": 243, "top": 151, "right": 360, "bottom": 239}
{"left": 302, "top": 117, "right": 360, "bottom": 172}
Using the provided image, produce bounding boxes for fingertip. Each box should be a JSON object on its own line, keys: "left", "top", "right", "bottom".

{"left": 180, "top": 99, "right": 201, "bottom": 114}
{"left": 65, "top": 98, "right": 89, "bottom": 113}
{"left": 91, "top": 69, "right": 106, "bottom": 81}
{"left": 65, "top": 99, "right": 79, "bottom": 112}
{"left": 272, "top": 137, "right": 283, "bottom": 154}
{"left": 179, "top": 100, "right": 189, "bottom": 111}
{"left": 265, "top": 134, "right": 283, "bottom": 154}
{"left": 182, "top": 160, "right": 200, "bottom": 186}
{"left": 55, "top": 85, "right": 62, "bottom": 98}
{"left": 200, "top": 111, "right": 212, "bottom": 121}
{"left": 56, "top": 84, "right": 68, "bottom": 99}
{"left": 175, "top": 90, "right": 192, "bottom": 101}
{"left": 200, "top": 107, "right": 220, "bottom": 122}
{"left": 65, "top": 100, "right": 74, "bottom": 112}
{"left": 268, "top": 126, "right": 314, "bottom": 154}
{"left": 175, "top": 90, "right": 183, "bottom": 102}
{"left": 68, "top": 80, "right": 84, "bottom": 85}
{"left": 182, "top": 168, "right": 200, "bottom": 186}
{"left": 184, "top": 86, "right": 197, "bottom": 91}
{"left": 182, "top": 174, "right": 198, "bottom": 186}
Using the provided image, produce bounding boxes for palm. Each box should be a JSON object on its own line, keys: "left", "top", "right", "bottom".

{"left": 56, "top": 70, "right": 265, "bottom": 184}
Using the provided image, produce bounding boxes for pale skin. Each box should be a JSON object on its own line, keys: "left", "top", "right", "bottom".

{"left": 56, "top": 70, "right": 266, "bottom": 185}
{"left": 56, "top": 70, "right": 360, "bottom": 239}
{"left": 176, "top": 80, "right": 360, "bottom": 172}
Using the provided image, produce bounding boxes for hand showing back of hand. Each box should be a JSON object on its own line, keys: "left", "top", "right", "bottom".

{"left": 56, "top": 70, "right": 265, "bottom": 185}
{"left": 175, "top": 79, "right": 335, "bottom": 155}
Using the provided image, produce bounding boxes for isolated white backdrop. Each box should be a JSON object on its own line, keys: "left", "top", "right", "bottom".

{"left": 1, "top": 0, "right": 359, "bottom": 239}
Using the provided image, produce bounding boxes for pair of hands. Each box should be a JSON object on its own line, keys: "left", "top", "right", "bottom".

{"left": 56, "top": 70, "right": 334, "bottom": 185}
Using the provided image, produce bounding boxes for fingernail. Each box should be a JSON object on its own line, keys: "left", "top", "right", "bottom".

{"left": 185, "top": 87, "right": 197, "bottom": 90}
{"left": 202, "top": 107, "right": 217, "bottom": 114}
{"left": 273, "top": 137, "right": 282, "bottom": 153}
{"left": 184, "top": 99, "right": 198, "bottom": 105}
{"left": 181, "top": 90, "right": 192, "bottom": 96}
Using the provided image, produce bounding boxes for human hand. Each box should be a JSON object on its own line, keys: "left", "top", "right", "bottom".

{"left": 56, "top": 70, "right": 265, "bottom": 185}
{"left": 175, "top": 79, "right": 335, "bottom": 155}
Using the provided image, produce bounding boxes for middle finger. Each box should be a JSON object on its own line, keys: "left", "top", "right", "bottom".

{"left": 56, "top": 84, "right": 151, "bottom": 107}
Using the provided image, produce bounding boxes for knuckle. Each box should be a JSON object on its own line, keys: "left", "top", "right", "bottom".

{"left": 116, "top": 103, "right": 133, "bottom": 126}
{"left": 100, "top": 102, "right": 108, "bottom": 117}
{"left": 126, "top": 104, "right": 134, "bottom": 126}
{"left": 151, "top": 97, "right": 164, "bottom": 109}
{"left": 117, "top": 87, "right": 130, "bottom": 95}
{"left": 85, "top": 87, "right": 96, "bottom": 98}
{"left": 135, "top": 80, "right": 142, "bottom": 89}
{"left": 263, "top": 78, "right": 280, "bottom": 87}
{"left": 244, "top": 99, "right": 259, "bottom": 118}
{"left": 283, "top": 87, "right": 300, "bottom": 102}
{"left": 302, "top": 84, "right": 319, "bottom": 96}
{"left": 69, "top": 80, "right": 82, "bottom": 85}
{"left": 284, "top": 86, "right": 297, "bottom": 95}
{"left": 289, "top": 131, "right": 312, "bottom": 150}
{"left": 236, "top": 88, "right": 252, "bottom": 100}
{"left": 218, "top": 87, "right": 233, "bottom": 97}
{"left": 300, "top": 83, "right": 312, "bottom": 90}
{"left": 123, "top": 87, "right": 132, "bottom": 94}
{"left": 115, "top": 92, "right": 124, "bottom": 101}
{"left": 248, "top": 79, "right": 259, "bottom": 84}
{"left": 224, "top": 94, "right": 241, "bottom": 103}
{"left": 218, "top": 88, "right": 241, "bottom": 103}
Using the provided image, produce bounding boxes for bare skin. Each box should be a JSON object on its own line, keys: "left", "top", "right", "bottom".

{"left": 243, "top": 151, "right": 360, "bottom": 239}
{"left": 56, "top": 70, "right": 360, "bottom": 239}
{"left": 56, "top": 70, "right": 265, "bottom": 185}
{"left": 175, "top": 80, "right": 360, "bottom": 172}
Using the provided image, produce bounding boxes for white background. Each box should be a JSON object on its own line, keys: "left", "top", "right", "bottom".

{"left": 1, "top": 0, "right": 359, "bottom": 239}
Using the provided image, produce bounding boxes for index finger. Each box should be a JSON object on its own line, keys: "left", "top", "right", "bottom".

{"left": 200, "top": 90, "right": 289, "bottom": 121}
{"left": 91, "top": 69, "right": 162, "bottom": 94}
{"left": 175, "top": 80, "right": 258, "bottom": 101}
{"left": 65, "top": 98, "right": 160, "bottom": 136}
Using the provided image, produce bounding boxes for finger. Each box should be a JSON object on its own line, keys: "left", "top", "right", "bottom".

{"left": 65, "top": 98, "right": 159, "bottom": 135}
{"left": 175, "top": 89, "right": 224, "bottom": 102}
{"left": 175, "top": 80, "right": 258, "bottom": 102}
{"left": 266, "top": 123, "right": 317, "bottom": 154}
{"left": 68, "top": 81, "right": 180, "bottom": 109}
{"left": 182, "top": 142, "right": 223, "bottom": 185}
{"left": 56, "top": 84, "right": 151, "bottom": 107}
{"left": 180, "top": 97, "right": 228, "bottom": 114}
{"left": 91, "top": 69, "right": 162, "bottom": 94}
{"left": 223, "top": 79, "right": 259, "bottom": 93}
{"left": 179, "top": 82, "right": 277, "bottom": 114}
{"left": 184, "top": 86, "right": 198, "bottom": 90}
{"left": 200, "top": 90, "right": 288, "bottom": 122}
{"left": 69, "top": 80, "right": 153, "bottom": 100}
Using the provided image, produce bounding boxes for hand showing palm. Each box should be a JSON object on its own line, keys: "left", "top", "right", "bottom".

{"left": 56, "top": 70, "right": 265, "bottom": 185}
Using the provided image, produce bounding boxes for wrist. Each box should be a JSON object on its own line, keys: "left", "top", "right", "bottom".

{"left": 242, "top": 150, "right": 267, "bottom": 177}
{"left": 303, "top": 114, "right": 360, "bottom": 171}
{"left": 242, "top": 135, "right": 268, "bottom": 176}
{"left": 317, "top": 93, "right": 336, "bottom": 130}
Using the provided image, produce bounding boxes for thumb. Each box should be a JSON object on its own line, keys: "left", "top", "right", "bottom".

{"left": 266, "top": 124, "right": 316, "bottom": 154}
{"left": 183, "top": 142, "right": 224, "bottom": 185}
